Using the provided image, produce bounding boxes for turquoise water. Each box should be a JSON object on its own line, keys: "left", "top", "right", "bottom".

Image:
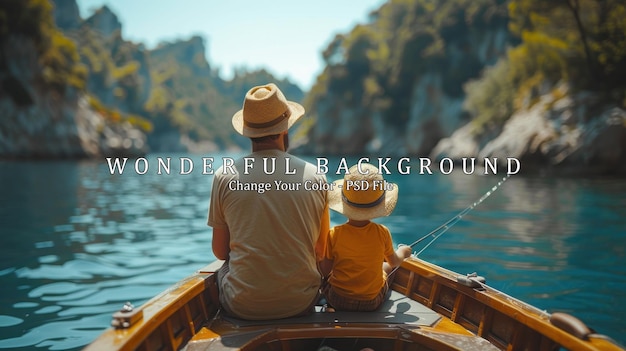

{"left": 0, "top": 153, "right": 625, "bottom": 350}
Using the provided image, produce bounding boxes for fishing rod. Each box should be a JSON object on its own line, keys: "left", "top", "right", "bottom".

{"left": 398, "top": 174, "right": 511, "bottom": 260}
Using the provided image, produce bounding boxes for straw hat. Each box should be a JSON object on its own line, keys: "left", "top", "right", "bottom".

{"left": 232, "top": 83, "right": 305, "bottom": 138}
{"left": 328, "top": 163, "right": 398, "bottom": 221}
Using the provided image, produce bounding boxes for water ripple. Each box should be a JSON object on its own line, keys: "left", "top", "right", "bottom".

{"left": 1, "top": 155, "right": 625, "bottom": 350}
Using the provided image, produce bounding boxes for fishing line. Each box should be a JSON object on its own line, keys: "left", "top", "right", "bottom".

{"left": 408, "top": 174, "right": 510, "bottom": 251}
{"left": 392, "top": 174, "right": 511, "bottom": 274}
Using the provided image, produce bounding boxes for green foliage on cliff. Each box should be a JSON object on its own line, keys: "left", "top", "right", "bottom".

{"left": 146, "top": 37, "right": 237, "bottom": 146}
{"left": 306, "top": 0, "right": 509, "bottom": 130}
{"left": 60, "top": 25, "right": 162, "bottom": 134}
{"left": 508, "top": 0, "right": 626, "bottom": 91}
{"left": 88, "top": 94, "right": 152, "bottom": 132}
{"left": 305, "top": 0, "right": 626, "bottom": 144}
{"left": 142, "top": 38, "right": 307, "bottom": 148}
{"left": 465, "top": 0, "right": 626, "bottom": 133}
{"left": 3, "top": 1, "right": 305, "bottom": 152}
{"left": 57, "top": 7, "right": 305, "bottom": 151}
{"left": 0, "top": 0, "right": 153, "bottom": 137}
{"left": 0, "top": 0, "right": 86, "bottom": 97}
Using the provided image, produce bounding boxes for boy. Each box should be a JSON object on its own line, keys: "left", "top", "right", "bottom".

{"left": 321, "top": 162, "right": 412, "bottom": 311}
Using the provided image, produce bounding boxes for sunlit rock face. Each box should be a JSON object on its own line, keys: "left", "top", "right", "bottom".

{"left": 431, "top": 84, "right": 626, "bottom": 176}
{"left": 52, "top": 0, "right": 81, "bottom": 31}
{"left": 83, "top": 5, "right": 122, "bottom": 38}
{"left": 0, "top": 28, "right": 146, "bottom": 159}
{"left": 304, "top": 15, "right": 511, "bottom": 157}
{"left": 303, "top": 8, "right": 625, "bottom": 175}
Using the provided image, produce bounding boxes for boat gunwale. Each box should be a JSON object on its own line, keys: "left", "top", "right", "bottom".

{"left": 392, "top": 258, "right": 624, "bottom": 351}
{"left": 83, "top": 272, "right": 215, "bottom": 351}
{"left": 84, "top": 258, "right": 625, "bottom": 351}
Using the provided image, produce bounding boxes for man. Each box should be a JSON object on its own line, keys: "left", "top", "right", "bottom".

{"left": 208, "top": 83, "right": 329, "bottom": 320}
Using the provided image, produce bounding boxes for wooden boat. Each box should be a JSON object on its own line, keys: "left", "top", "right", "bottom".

{"left": 84, "top": 258, "right": 624, "bottom": 351}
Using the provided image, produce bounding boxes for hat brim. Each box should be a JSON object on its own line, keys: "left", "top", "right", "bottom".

{"left": 232, "top": 101, "right": 305, "bottom": 138}
{"left": 328, "top": 179, "right": 399, "bottom": 221}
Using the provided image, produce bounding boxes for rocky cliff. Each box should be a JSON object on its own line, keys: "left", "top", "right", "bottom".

{"left": 1, "top": 0, "right": 304, "bottom": 159}
{"left": 51, "top": 0, "right": 304, "bottom": 154}
{"left": 303, "top": 1, "right": 511, "bottom": 156}
{"left": 0, "top": 0, "right": 146, "bottom": 159}
{"left": 301, "top": 0, "right": 626, "bottom": 175}
{"left": 431, "top": 84, "right": 626, "bottom": 176}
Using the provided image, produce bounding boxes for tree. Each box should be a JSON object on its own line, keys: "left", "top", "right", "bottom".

{"left": 509, "top": 0, "right": 626, "bottom": 91}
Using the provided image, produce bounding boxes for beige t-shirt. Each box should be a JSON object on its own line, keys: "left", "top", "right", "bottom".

{"left": 208, "top": 150, "right": 328, "bottom": 320}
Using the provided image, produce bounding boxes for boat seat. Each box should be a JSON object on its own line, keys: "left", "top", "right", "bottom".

{"left": 220, "top": 290, "right": 441, "bottom": 327}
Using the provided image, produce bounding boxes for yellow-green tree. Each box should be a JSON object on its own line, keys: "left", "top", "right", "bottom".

{"left": 509, "top": 0, "right": 626, "bottom": 91}
{"left": 0, "top": 0, "right": 86, "bottom": 99}
{"left": 465, "top": 0, "right": 626, "bottom": 134}
{"left": 309, "top": 0, "right": 509, "bottom": 130}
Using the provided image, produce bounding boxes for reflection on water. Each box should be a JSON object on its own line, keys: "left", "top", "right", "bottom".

{"left": 0, "top": 154, "right": 625, "bottom": 350}
{"left": 0, "top": 156, "right": 214, "bottom": 350}
{"left": 390, "top": 171, "right": 626, "bottom": 342}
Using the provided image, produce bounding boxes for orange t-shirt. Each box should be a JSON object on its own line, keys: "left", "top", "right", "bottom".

{"left": 325, "top": 222, "right": 395, "bottom": 300}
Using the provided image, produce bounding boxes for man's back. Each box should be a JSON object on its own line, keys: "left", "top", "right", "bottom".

{"left": 208, "top": 149, "right": 327, "bottom": 319}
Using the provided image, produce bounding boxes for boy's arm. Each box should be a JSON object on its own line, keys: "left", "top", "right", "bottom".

{"left": 385, "top": 244, "right": 412, "bottom": 268}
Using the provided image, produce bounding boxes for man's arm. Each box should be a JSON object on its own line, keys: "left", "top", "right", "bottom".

{"left": 315, "top": 203, "right": 331, "bottom": 277}
{"left": 314, "top": 203, "right": 330, "bottom": 260}
{"left": 212, "top": 226, "right": 231, "bottom": 260}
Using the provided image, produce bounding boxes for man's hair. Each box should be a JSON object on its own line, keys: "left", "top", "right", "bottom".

{"left": 250, "top": 134, "right": 280, "bottom": 143}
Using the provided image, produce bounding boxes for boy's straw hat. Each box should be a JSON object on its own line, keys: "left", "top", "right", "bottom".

{"left": 232, "top": 83, "right": 305, "bottom": 138}
{"left": 328, "top": 163, "right": 398, "bottom": 221}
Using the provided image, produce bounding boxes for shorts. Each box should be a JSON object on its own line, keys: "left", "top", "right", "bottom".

{"left": 323, "top": 282, "right": 389, "bottom": 312}
{"left": 216, "top": 261, "right": 319, "bottom": 318}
